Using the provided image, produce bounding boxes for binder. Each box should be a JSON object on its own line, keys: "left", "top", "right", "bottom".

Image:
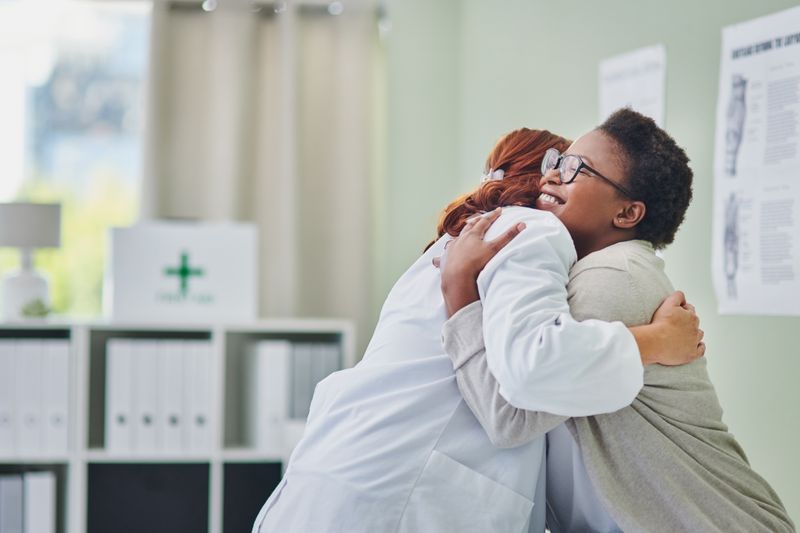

{"left": 309, "top": 344, "right": 328, "bottom": 399}
{"left": 15, "top": 340, "right": 43, "bottom": 454}
{"left": 23, "top": 471, "right": 56, "bottom": 533}
{"left": 325, "top": 342, "right": 343, "bottom": 377}
{"left": 184, "top": 341, "right": 212, "bottom": 452}
{"left": 105, "top": 339, "right": 134, "bottom": 453}
{"left": 159, "top": 340, "right": 184, "bottom": 452}
{"left": 42, "top": 340, "right": 69, "bottom": 454}
{"left": 290, "top": 343, "right": 312, "bottom": 421}
{"left": 311, "top": 342, "right": 341, "bottom": 393}
{"left": 283, "top": 419, "right": 306, "bottom": 459}
{"left": 244, "top": 340, "right": 291, "bottom": 452}
{"left": 0, "top": 474, "right": 23, "bottom": 533}
{"left": 133, "top": 340, "right": 160, "bottom": 453}
{"left": 0, "top": 341, "right": 15, "bottom": 455}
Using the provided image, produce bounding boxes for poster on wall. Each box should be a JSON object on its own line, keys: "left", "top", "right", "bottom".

{"left": 712, "top": 6, "right": 800, "bottom": 315}
{"left": 598, "top": 44, "right": 666, "bottom": 126}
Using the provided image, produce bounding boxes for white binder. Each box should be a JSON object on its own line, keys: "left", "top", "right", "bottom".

{"left": 283, "top": 420, "right": 307, "bottom": 459}
{"left": 244, "top": 340, "right": 291, "bottom": 453}
{"left": 159, "top": 340, "right": 185, "bottom": 452}
{"left": 0, "top": 474, "right": 23, "bottom": 533}
{"left": 15, "top": 340, "right": 43, "bottom": 454}
{"left": 133, "top": 340, "right": 160, "bottom": 453}
{"left": 23, "top": 471, "right": 56, "bottom": 533}
{"left": 42, "top": 340, "right": 69, "bottom": 454}
{"left": 105, "top": 339, "right": 134, "bottom": 453}
{"left": 0, "top": 341, "right": 15, "bottom": 455}
{"left": 184, "top": 341, "right": 212, "bottom": 452}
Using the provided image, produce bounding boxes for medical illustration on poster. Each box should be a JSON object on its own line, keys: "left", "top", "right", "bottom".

{"left": 712, "top": 6, "right": 800, "bottom": 315}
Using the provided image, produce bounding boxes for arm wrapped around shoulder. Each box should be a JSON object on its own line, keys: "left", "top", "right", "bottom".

{"left": 443, "top": 301, "right": 566, "bottom": 448}
{"left": 476, "top": 210, "right": 643, "bottom": 416}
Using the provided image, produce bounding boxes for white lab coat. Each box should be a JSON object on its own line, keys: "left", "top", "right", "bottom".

{"left": 252, "top": 207, "right": 642, "bottom": 533}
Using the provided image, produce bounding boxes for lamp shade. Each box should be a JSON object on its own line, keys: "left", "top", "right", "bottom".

{"left": 0, "top": 203, "right": 61, "bottom": 248}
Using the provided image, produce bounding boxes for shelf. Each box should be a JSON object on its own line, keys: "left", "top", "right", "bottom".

{"left": 83, "top": 451, "right": 215, "bottom": 464}
{"left": 0, "top": 320, "right": 355, "bottom": 533}
{"left": 0, "top": 455, "right": 71, "bottom": 464}
{"left": 220, "top": 448, "right": 285, "bottom": 463}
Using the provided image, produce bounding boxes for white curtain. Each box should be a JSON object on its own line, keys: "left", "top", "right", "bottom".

{"left": 141, "top": 0, "right": 380, "bottom": 353}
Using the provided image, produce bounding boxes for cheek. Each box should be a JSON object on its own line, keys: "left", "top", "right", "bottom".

{"left": 562, "top": 193, "right": 611, "bottom": 231}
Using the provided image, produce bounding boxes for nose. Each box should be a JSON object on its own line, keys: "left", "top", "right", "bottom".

{"left": 539, "top": 168, "right": 560, "bottom": 189}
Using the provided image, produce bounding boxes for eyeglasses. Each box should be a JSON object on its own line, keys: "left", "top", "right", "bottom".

{"left": 541, "top": 147, "right": 633, "bottom": 198}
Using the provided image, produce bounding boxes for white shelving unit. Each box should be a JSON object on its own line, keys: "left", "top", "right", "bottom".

{"left": 0, "top": 319, "right": 355, "bottom": 533}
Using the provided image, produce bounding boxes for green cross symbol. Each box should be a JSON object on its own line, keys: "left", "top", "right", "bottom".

{"left": 164, "top": 252, "right": 204, "bottom": 297}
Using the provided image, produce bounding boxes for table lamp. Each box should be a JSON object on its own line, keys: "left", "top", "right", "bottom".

{"left": 0, "top": 203, "right": 61, "bottom": 321}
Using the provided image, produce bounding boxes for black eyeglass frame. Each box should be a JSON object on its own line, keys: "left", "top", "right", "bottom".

{"left": 541, "top": 148, "right": 633, "bottom": 198}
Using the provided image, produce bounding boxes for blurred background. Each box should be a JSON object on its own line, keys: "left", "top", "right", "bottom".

{"left": 0, "top": 0, "right": 797, "bottom": 527}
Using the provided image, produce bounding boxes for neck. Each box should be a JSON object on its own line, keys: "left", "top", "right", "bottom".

{"left": 576, "top": 230, "right": 635, "bottom": 260}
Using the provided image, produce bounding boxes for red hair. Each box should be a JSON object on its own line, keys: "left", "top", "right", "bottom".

{"left": 426, "top": 128, "right": 571, "bottom": 250}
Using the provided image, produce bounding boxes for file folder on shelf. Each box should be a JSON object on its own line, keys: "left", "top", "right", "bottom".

{"left": 244, "top": 340, "right": 291, "bottom": 453}
{"left": 24, "top": 471, "right": 56, "bottom": 533}
{"left": 42, "top": 340, "right": 70, "bottom": 454}
{"left": 133, "top": 340, "right": 160, "bottom": 453}
{"left": 0, "top": 341, "right": 15, "bottom": 455}
{"left": 0, "top": 474, "right": 23, "bottom": 533}
{"left": 290, "top": 343, "right": 313, "bottom": 421}
{"left": 184, "top": 340, "right": 213, "bottom": 452}
{"left": 105, "top": 339, "right": 135, "bottom": 453}
{"left": 159, "top": 341, "right": 185, "bottom": 452}
{"left": 15, "top": 340, "right": 43, "bottom": 454}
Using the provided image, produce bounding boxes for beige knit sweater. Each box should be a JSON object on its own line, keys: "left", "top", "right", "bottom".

{"left": 442, "top": 239, "right": 794, "bottom": 532}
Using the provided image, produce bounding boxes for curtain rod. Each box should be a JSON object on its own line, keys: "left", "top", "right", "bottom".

{"left": 167, "top": 0, "right": 381, "bottom": 14}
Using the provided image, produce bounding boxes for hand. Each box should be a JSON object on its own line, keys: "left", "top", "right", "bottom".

{"left": 433, "top": 208, "right": 526, "bottom": 317}
{"left": 644, "top": 291, "right": 705, "bottom": 366}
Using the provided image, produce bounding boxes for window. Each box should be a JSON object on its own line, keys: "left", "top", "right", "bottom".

{"left": 0, "top": 1, "right": 151, "bottom": 316}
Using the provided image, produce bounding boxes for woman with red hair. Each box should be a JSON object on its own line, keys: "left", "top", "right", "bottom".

{"left": 252, "top": 126, "right": 702, "bottom": 533}
{"left": 428, "top": 127, "right": 571, "bottom": 252}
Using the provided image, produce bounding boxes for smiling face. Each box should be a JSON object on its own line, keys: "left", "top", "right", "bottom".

{"left": 534, "top": 130, "right": 635, "bottom": 259}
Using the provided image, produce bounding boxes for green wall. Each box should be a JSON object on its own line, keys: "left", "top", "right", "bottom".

{"left": 380, "top": 0, "right": 462, "bottom": 302}
{"left": 385, "top": 0, "right": 799, "bottom": 520}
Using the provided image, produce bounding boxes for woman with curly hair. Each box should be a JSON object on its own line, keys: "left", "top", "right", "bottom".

{"left": 251, "top": 123, "right": 703, "bottom": 533}
{"left": 439, "top": 108, "right": 794, "bottom": 532}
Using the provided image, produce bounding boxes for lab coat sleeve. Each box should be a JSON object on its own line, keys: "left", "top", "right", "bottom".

{"left": 475, "top": 209, "right": 643, "bottom": 416}
{"left": 443, "top": 301, "right": 566, "bottom": 448}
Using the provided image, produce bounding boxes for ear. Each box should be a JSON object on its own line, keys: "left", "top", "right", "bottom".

{"left": 612, "top": 201, "right": 646, "bottom": 230}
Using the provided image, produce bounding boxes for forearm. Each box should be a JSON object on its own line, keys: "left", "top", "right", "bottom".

{"left": 629, "top": 324, "right": 663, "bottom": 366}
{"left": 441, "top": 270, "right": 480, "bottom": 318}
{"left": 443, "top": 303, "right": 566, "bottom": 448}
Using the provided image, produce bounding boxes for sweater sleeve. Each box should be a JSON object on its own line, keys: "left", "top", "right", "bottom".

{"left": 443, "top": 301, "right": 567, "bottom": 448}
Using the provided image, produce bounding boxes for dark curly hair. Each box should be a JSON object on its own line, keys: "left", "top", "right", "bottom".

{"left": 598, "top": 108, "right": 693, "bottom": 249}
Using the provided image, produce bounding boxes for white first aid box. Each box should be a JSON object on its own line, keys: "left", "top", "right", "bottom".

{"left": 104, "top": 222, "right": 258, "bottom": 323}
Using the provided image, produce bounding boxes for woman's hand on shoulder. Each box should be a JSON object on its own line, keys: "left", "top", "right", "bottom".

{"left": 433, "top": 207, "right": 526, "bottom": 317}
